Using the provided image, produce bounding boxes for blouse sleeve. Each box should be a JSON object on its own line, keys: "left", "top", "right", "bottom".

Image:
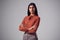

{"left": 27, "top": 17, "right": 40, "bottom": 33}
{"left": 18, "top": 16, "right": 27, "bottom": 32}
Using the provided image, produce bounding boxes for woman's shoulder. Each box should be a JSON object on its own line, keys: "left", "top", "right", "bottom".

{"left": 35, "top": 15, "right": 40, "bottom": 19}
{"left": 24, "top": 16, "right": 28, "bottom": 18}
{"left": 24, "top": 15, "right": 40, "bottom": 19}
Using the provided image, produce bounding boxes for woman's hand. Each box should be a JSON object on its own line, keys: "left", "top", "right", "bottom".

{"left": 28, "top": 25, "right": 35, "bottom": 30}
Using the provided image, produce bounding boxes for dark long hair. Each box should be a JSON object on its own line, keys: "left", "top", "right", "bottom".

{"left": 27, "top": 3, "right": 38, "bottom": 16}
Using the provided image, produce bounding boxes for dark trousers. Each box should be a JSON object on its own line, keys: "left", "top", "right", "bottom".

{"left": 23, "top": 32, "right": 38, "bottom": 40}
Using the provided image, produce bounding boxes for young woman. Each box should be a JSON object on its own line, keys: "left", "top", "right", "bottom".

{"left": 18, "top": 3, "right": 40, "bottom": 40}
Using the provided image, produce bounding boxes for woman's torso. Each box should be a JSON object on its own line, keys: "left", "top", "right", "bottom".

{"left": 24, "top": 15, "right": 40, "bottom": 28}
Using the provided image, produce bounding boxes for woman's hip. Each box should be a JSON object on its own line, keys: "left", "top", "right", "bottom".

{"left": 23, "top": 32, "right": 38, "bottom": 40}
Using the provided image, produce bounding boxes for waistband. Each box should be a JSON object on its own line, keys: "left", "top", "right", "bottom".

{"left": 24, "top": 32, "right": 36, "bottom": 35}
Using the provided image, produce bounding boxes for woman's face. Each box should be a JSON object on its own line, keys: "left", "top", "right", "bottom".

{"left": 29, "top": 5, "right": 35, "bottom": 14}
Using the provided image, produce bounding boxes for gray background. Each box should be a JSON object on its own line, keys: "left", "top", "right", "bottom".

{"left": 0, "top": 0, "right": 60, "bottom": 40}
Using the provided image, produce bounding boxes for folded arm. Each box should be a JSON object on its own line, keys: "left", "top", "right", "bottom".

{"left": 27, "top": 17, "right": 40, "bottom": 33}
{"left": 18, "top": 16, "right": 28, "bottom": 32}
{"left": 18, "top": 16, "right": 40, "bottom": 33}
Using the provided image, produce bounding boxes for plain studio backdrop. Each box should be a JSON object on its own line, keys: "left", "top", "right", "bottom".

{"left": 0, "top": 0, "right": 60, "bottom": 40}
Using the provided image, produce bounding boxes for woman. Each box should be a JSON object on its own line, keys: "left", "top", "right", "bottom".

{"left": 18, "top": 3, "right": 40, "bottom": 40}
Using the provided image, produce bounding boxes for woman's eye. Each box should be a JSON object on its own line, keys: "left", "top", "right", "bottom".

{"left": 29, "top": 7, "right": 31, "bottom": 9}
{"left": 29, "top": 7, "right": 32, "bottom": 9}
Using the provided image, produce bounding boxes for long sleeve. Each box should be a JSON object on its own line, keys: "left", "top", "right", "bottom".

{"left": 18, "top": 16, "right": 27, "bottom": 32}
{"left": 27, "top": 17, "right": 40, "bottom": 33}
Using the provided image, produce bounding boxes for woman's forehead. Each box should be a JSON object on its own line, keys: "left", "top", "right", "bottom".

{"left": 29, "top": 5, "right": 34, "bottom": 7}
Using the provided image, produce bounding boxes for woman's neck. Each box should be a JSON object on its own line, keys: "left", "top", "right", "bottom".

{"left": 30, "top": 13, "right": 35, "bottom": 16}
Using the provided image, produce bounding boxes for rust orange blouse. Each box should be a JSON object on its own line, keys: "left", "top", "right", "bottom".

{"left": 18, "top": 15, "right": 40, "bottom": 33}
